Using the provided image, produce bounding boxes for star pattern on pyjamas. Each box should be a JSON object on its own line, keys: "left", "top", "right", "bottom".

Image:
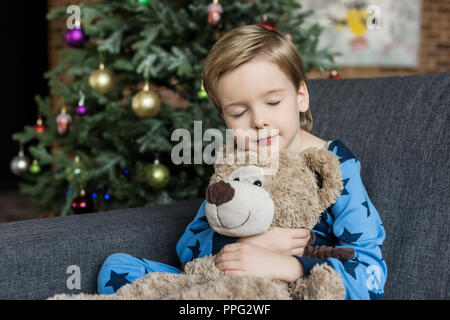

{"left": 329, "top": 140, "right": 357, "bottom": 164}
{"left": 314, "top": 210, "right": 330, "bottom": 234}
{"left": 341, "top": 178, "right": 350, "bottom": 196}
{"left": 136, "top": 256, "right": 146, "bottom": 263}
{"left": 188, "top": 239, "right": 201, "bottom": 260}
{"left": 368, "top": 290, "right": 383, "bottom": 300}
{"left": 353, "top": 256, "right": 370, "bottom": 268}
{"left": 136, "top": 257, "right": 150, "bottom": 274}
{"left": 105, "top": 270, "right": 131, "bottom": 292}
{"left": 339, "top": 228, "right": 363, "bottom": 244}
{"left": 190, "top": 226, "right": 208, "bottom": 235}
{"left": 377, "top": 245, "right": 384, "bottom": 261}
{"left": 342, "top": 259, "right": 360, "bottom": 280}
{"left": 361, "top": 200, "right": 371, "bottom": 217}
{"left": 317, "top": 140, "right": 385, "bottom": 298}
{"left": 342, "top": 255, "right": 370, "bottom": 280}
{"left": 189, "top": 216, "right": 209, "bottom": 235}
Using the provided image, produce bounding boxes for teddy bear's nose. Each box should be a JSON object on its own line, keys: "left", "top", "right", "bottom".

{"left": 205, "top": 180, "right": 235, "bottom": 206}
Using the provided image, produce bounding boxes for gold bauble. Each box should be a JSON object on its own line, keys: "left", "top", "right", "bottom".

{"left": 89, "top": 64, "right": 114, "bottom": 94}
{"left": 132, "top": 82, "right": 161, "bottom": 118}
{"left": 146, "top": 160, "right": 170, "bottom": 189}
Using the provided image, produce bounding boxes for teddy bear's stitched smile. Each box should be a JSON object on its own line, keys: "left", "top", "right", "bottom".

{"left": 216, "top": 209, "right": 252, "bottom": 229}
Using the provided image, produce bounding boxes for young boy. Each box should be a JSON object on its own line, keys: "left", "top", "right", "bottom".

{"left": 98, "top": 24, "right": 387, "bottom": 300}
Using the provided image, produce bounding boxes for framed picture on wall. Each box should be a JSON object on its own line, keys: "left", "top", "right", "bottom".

{"left": 300, "top": 0, "right": 422, "bottom": 67}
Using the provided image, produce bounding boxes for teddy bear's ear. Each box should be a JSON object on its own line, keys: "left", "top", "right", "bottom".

{"left": 301, "top": 148, "right": 343, "bottom": 209}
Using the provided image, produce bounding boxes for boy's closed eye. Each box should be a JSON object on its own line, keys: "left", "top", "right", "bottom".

{"left": 230, "top": 100, "right": 281, "bottom": 118}
{"left": 231, "top": 111, "right": 246, "bottom": 118}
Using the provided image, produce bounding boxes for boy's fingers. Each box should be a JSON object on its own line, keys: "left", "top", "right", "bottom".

{"left": 224, "top": 269, "right": 245, "bottom": 276}
{"left": 215, "top": 251, "right": 241, "bottom": 264}
{"left": 291, "top": 238, "right": 309, "bottom": 248}
{"left": 290, "top": 248, "right": 304, "bottom": 256}
{"left": 216, "top": 260, "right": 242, "bottom": 271}
{"left": 221, "top": 243, "right": 242, "bottom": 252}
{"left": 292, "top": 228, "right": 311, "bottom": 239}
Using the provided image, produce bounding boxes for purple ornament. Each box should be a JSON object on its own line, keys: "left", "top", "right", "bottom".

{"left": 65, "top": 27, "right": 86, "bottom": 49}
{"left": 76, "top": 105, "right": 87, "bottom": 115}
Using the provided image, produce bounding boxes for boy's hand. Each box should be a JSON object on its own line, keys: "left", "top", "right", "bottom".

{"left": 236, "top": 227, "right": 311, "bottom": 256}
{"left": 215, "top": 242, "right": 304, "bottom": 282}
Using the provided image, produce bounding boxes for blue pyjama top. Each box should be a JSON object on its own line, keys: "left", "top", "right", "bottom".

{"left": 176, "top": 139, "right": 387, "bottom": 300}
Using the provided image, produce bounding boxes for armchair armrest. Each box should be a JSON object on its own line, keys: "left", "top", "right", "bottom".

{"left": 0, "top": 198, "right": 203, "bottom": 300}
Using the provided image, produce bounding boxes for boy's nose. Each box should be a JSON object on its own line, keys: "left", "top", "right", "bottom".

{"left": 252, "top": 109, "right": 270, "bottom": 129}
{"left": 253, "top": 116, "right": 269, "bottom": 129}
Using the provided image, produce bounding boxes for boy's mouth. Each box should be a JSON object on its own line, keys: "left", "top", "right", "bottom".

{"left": 257, "top": 134, "right": 278, "bottom": 145}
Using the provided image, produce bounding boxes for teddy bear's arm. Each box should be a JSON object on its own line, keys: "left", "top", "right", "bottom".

{"left": 302, "top": 231, "right": 354, "bottom": 261}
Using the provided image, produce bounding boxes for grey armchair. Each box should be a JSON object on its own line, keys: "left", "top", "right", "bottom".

{"left": 1, "top": 72, "right": 448, "bottom": 300}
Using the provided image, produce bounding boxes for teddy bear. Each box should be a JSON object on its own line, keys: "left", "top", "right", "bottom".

{"left": 49, "top": 146, "right": 354, "bottom": 300}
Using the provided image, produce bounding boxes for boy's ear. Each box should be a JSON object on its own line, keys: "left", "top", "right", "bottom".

{"left": 297, "top": 81, "right": 310, "bottom": 112}
{"left": 301, "top": 148, "right": 343, "bottom": 209}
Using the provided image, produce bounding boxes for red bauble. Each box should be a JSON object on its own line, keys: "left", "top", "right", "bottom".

{"left": 71, "top": 194, "right": 94, "bottom": 214}
{"left": 257, "top": 19, "right": 277, "bottom": 30}
{"left": 207, "top": 2, "right": 223, "bottom": 27}
{"left": 329, "top": 70, "right": 341, "bottom": 79}
{"left": 34, "top": 118, "right": 46, "bottom": 133}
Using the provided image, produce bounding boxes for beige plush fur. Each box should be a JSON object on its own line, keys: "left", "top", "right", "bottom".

{"left": 49, "top": 147, "right": 345, "bottom": 300}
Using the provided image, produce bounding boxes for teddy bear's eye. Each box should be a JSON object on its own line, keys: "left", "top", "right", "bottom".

{"left": 233, "top": 177, "right": 240, "bottom": 181}
{"left": 253, "top": 180, "right": 262, "bottom": 187}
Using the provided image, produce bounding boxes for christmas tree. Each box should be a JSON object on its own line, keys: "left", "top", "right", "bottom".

{"left": 11, "top": 0, "right": 338, "bottom": 217}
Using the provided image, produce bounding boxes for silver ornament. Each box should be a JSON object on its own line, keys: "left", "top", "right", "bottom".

{"left": 10, "top": 151, "right": 30, "bottom": 176}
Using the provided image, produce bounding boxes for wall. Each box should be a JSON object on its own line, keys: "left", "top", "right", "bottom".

{"left": 47, "top": 0, "right": 449, "bottom": 81}
{"left": 307, "top": 0, "right": 450, "bottom": 79}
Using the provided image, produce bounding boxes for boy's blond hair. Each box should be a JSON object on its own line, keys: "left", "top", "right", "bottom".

{"left": 202, "top": 24, "right": 313, "bottom": 133}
